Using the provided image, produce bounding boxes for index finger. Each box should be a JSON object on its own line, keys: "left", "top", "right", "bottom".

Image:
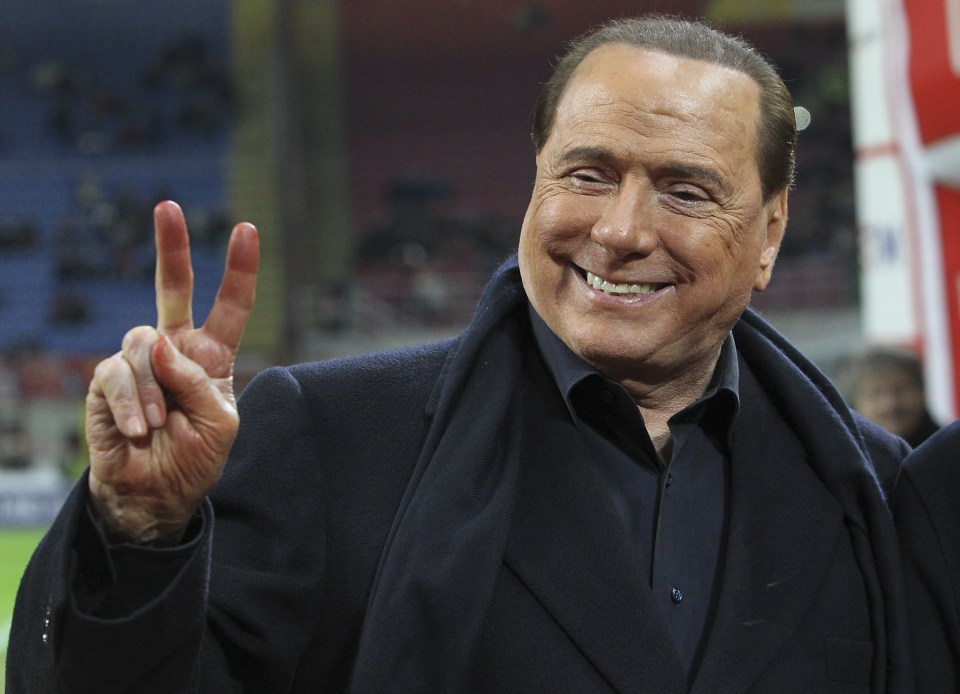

{"left": 201, "top": 221, "right": 259, "bottom": 351}
{"left": 154, "top": 200, "right": 195, "bottom": 333}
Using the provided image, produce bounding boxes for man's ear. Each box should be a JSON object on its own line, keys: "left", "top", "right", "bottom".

{"left": 754, "top": 188, "right": 788, "bottom": 292}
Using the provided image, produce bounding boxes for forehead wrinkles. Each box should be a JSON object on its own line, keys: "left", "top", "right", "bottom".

{"left": 552, "top": 86, "right": 751, "bottom": 165}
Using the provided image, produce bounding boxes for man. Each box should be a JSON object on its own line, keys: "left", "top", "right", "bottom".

{"left": 894, "top": 419, "right": 960, "bottom": 693}
{"left": 9, "top": 16, "right": 912, "bottom": 692}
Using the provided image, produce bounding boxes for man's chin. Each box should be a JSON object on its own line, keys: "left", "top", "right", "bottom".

{"left": 565, "top": 332, "right": 660, "bottom": 371}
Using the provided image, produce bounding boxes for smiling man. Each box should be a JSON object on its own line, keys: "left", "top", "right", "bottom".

{"left": 9, "top": 16, "right": 913, "bottom": 694}
{"left": 519, "top": 41, "right": 786, "bottom": 453}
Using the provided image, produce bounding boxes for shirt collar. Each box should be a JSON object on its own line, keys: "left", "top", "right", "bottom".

{"left": 528, "top": 304, "right": 741, "bottom": 447}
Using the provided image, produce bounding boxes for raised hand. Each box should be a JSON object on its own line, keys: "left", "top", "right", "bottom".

{"left": 85, "top": 201, "right": 259, "bottom": 545}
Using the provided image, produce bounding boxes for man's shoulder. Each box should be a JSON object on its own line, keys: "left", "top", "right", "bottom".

{"left": 230, "top": 338, "right": 462, "bottom": 470}
{"left": 849, "top": 410, "right": 911, "bottom": 493}
{"left": 241, "top": 337, "right": 458, "bottom": 397}
{"left": 852, "top": 410, "right": 911, "bottom": 455}
{"left": 289, "top": 337, "right": 458, "bottom": 385}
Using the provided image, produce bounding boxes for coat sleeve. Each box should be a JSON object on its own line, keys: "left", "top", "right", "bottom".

{"left": 7, "top": 471, "right": 212, "bottom": 693}
{"left": 6, "top": 365, "right": 329, "bottom": 693}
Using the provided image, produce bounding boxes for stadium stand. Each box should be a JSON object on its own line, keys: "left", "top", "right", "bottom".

{"left": 0, "top": 0, "right": 233, "bottom": 356}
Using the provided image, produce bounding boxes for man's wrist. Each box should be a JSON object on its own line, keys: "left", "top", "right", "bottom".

{"left": 89, "top": 492, "right": 195, "bottom": 547}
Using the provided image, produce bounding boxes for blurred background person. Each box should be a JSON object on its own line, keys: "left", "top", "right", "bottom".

{"left": 837, "top": 345, "right": 942, "bottom": 447}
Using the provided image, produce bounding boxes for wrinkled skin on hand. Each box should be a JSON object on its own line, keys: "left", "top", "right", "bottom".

{"left": 85, "top": 201, "right": 259, "bottom": 545}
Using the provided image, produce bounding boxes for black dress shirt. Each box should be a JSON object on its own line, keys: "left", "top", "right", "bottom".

{"left": 529, "top": 308, "right": 740, "bottom": 678}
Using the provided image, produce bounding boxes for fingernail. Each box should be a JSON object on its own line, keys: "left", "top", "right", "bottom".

{"left": 145, "top": 403, "right": 163, "bottom": 428}
{"left": 126, "top": 417, "right": 146, "bottom": 438}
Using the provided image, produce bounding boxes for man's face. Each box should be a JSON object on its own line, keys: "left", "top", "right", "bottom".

{"left": 518, "top": 44, "right": 787, "bottom": 386}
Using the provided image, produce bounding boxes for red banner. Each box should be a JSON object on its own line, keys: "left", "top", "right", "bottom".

{"left": 903, "top": 0, "right": 960, "bottom": 419}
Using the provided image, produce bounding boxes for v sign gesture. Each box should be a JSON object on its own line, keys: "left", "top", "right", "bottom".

{"left": 85, "top": 201, "right": 259, "bottom": 545}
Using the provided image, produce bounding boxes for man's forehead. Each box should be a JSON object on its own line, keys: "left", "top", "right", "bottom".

{"left": 568, "top": 43, "right": 759, "bottom": 105}
{"left": 551, "top": 46, "right": 761, "bottom": 152}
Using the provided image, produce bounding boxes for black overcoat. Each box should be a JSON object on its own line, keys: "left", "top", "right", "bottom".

{"left": 8, "top": 258, "right": 911, "bottom": 693}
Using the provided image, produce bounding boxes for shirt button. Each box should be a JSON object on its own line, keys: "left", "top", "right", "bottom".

{"left": 671, "top": 587, "right": 683, "bottom": 604}
{"left": 665, "top": 473, "right": 673, "bottom": 489}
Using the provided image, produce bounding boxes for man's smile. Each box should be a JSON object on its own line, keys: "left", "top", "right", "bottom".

{"left": 579, "top": 267, "right": 668, "bottom": 296}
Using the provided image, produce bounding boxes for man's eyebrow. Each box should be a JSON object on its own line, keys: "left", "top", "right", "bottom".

{"left": 554, "top": 146, "right": 619, "bottom": 168}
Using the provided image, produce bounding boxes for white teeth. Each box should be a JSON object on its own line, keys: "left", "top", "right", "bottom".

{"left": 585, "top": 271, "right": 657, "bottom": 296}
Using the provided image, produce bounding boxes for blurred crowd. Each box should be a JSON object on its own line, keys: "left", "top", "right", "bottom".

{"left": 29, "top": 35, "right": 235, "bottom": 156}
{"left": 0, "top": 18, "right": 948, "bottom": 475}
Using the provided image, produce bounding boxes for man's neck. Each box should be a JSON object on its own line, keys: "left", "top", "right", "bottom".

{"left": 617, "top": 354, "right": 722, "bottom": 464}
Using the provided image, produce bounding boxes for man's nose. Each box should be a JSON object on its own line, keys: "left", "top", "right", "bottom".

{"left": 589, "top": 187, "right": 657, "bottom": 259}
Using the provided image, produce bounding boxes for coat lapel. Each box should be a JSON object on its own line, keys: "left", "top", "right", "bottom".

{"left": 690, "top": 362, "right": 845, "bottom": 693}
{"left": 503, "top": 363, "right": 687, "bottom": 694}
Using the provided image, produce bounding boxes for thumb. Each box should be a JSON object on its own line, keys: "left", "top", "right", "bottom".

{"left": 149, "top": 335, "right": 235, "bottom": 425}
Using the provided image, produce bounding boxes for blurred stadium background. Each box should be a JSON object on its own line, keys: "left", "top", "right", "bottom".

{"left": 0, "top": 0, "right": 922, "bottom": 684}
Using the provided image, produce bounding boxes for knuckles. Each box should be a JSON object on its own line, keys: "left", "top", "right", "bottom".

{"left": 121, "top": 325, "right": 160, "bottom": 356}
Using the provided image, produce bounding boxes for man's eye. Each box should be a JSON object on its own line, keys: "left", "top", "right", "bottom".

{"left": 572, "top": 172, "right": 601, "bottom": 183}
{"left": 569, "top": 170, "right": 611, "bottom": 189}
{"left": 667, "top": 186, "right": 710, "bottom": 202}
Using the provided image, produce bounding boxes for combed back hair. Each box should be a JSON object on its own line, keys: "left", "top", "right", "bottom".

{"left": 531, "top": 15, "right": 797, "bottom": 200}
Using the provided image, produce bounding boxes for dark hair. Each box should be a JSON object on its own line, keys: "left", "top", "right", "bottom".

{"left": 531, "top": 15, "right": 797, "bottom": 200}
